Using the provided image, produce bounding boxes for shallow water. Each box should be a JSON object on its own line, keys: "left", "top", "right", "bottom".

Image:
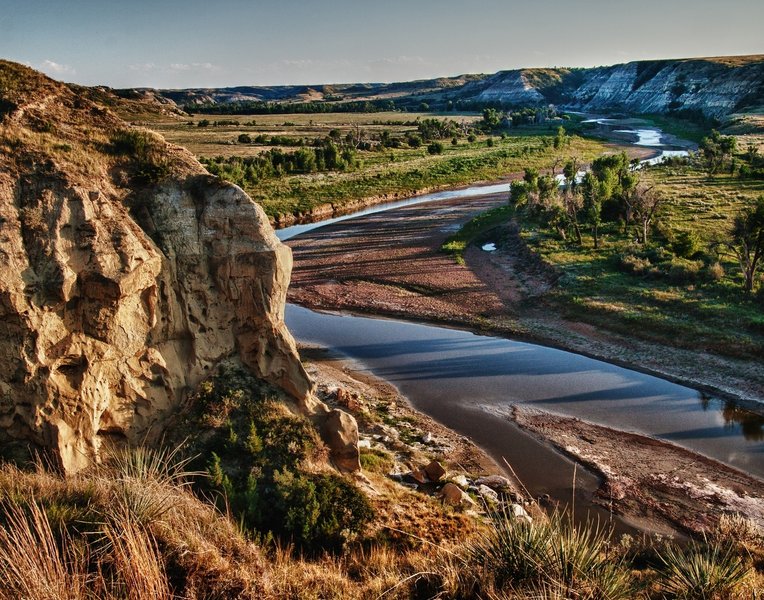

{"left": 613, "top": 128, "right": 663, "bottom": 147}
{"left": 286, "top": 305, "right": 764, "bottom": 485}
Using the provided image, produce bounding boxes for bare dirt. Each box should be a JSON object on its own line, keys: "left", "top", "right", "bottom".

{"left": 512, "top": 406, "right": 764, "bottom": 535}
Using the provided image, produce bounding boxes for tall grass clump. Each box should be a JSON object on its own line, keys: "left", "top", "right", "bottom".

{"left": 107, "top": 445, "right": 201, "bottom": 526}
{"left": 465, "top": 507, "right": 634, "bottom": 599}
{"left": 657, "top": 537, "right": 751, "bottom": 599}
{"left": 0, "top": 500, "right": 89, "bottom": 600}
{"left": 104, "top": 518, "right": 172, "bottom": 600}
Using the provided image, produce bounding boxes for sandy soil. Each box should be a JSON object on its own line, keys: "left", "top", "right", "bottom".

{"left": 511, "top": 406, "right": 764, "bottom": 535}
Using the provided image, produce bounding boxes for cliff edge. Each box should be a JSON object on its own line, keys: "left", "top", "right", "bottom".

{"left": 0, "top": 61, "right": 342, "bottom": 472}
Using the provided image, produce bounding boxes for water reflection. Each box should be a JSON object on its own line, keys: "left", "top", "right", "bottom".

{"left": 286, "top": 304, "right": 764, "bottom": 479}
{"left": 700, "top": 395, "right": 764, "bottom": 441}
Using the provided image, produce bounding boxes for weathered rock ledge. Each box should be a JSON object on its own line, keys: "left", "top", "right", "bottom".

{"left": 0, "top": 60, "right": 357, "bottom": 472}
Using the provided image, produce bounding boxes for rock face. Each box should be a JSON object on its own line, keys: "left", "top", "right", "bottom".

{"left": 565, "top": 57, "right": 764, "bottom": 119}
{"left": 0, "top": 61, "right": 323, "bottom": 472}
{"left": 151, "top": 55, "right": 764, "bottom": 120}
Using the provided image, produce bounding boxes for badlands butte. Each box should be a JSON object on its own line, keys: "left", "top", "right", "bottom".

{"left": 0, "top": 55, "right": 763, "bottom": 599}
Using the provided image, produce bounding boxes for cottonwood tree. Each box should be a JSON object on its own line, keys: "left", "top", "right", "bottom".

{"left": 700, "top": 130, "right": 737, "bottom": 174}
{"left": 716, "top": 196, "right": 764, "bottom": 292}
{"left": 624, "top": 184, "right": 662, "bottom": 244}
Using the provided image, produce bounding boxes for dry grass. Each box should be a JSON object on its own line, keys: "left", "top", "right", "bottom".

{"left": 104, "top": 518, "right": 172, "bottom": 600}
{"left": 0, "top": 457, "right": 762, "bottom": 599}
{"left": 0, "top": 500, "right": 89, "bottom": 600}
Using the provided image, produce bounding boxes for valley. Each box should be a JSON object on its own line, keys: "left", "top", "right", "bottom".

{"left": 1, "top": 45, "right": 764, "bottom": 598}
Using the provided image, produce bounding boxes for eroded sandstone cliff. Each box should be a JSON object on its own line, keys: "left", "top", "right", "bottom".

{"left": 0, "top": 61, "right": 356, "bottom": 473}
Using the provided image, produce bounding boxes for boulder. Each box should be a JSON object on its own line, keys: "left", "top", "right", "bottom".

{"left": 511, "top": 503, "right": 533, "bottom": 524}
{"left": 424, "top": 460, "right": 446, "bottom": 482}
{"left": 407, "top": 468, "right": 428, "bottom": 485}
{"left": 477, "top": 484, "right": 499, "bottom": 504}
{"left": 475, "top": 475, "right": 513, "bottom": 492}
{"left": 450, "top": 474, "right": 470, "bottom": 489}
{"left": 321, "top": 409, "right": 361, "bottom": 473}
{"left": 439, "top": 482, "right": 476, "bottom": 508}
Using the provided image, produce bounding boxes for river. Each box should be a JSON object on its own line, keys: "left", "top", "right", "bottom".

{"left": 275, "top": 123, "right": 762, "bottom": 524}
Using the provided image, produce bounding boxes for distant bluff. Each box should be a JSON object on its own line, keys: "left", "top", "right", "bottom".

{"left": 156, "top": 55, "right": 764, "bottom": 120}
{"left": 0, "top": 61, "right": 351, "bottom": 472}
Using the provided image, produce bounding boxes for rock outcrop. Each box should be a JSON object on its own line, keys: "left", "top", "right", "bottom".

{"left": 152, "top": 54, "right": 764, "bottom": 120}
{"left": 565, "top": 57, "right": 764, "bottom": 119}
{"left": 0, "top": 60, "right": 345, "bottom": 472}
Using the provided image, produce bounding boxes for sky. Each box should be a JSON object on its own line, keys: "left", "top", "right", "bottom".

{"left": 2, "top": 0, "right": 763, "bottom": 89}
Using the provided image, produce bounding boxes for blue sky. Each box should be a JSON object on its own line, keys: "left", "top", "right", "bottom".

{"left": 2, "top": 0, "right": 763, "bottom": 88}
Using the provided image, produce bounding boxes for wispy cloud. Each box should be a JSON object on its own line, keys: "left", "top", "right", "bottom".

{"left": 39, "top": 59, "right": 76, "bottom": 76}
{"left": 129, "top": 62, "right": 220, "bottom": 73}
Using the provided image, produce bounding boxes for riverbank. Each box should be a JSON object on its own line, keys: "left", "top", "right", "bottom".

{"left": 285, "top": 181, "right": 764, "bottom": 534}
{"left": 303, "top": 340, "right": 764, "bottom": 537}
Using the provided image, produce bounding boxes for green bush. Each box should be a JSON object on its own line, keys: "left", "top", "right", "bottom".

{"left": 427, "top": 141, "right": 445, "bottom": 155}
{"left": 189, "top": 366, "right": 373, "bottom": 554}
{"left": 672, "top": 230, "right": 702, "bottom": 258}
{"left": 270, "top": 470, "right": 374, "bottom": 553}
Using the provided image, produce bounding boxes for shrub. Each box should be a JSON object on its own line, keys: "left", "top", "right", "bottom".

{"left": 189, "top": 366, "right": 373, "bottom": 554}
{"left": 269, "top": 470, "right": 374, "bottom": 553}
{"left": 619, "top": 253, "right": 651, "bottom": 275}
{"left": 406, "top": 134, "right": 422, "bottom": 148}
{"left": 672, "top": 230, "right": 702, "bottom": 258}
{"left": 237, "top": 133, "right": 252, "bottom": 144}
{"left": 704, "top": 261, "right": 725, "bottom": 282}
{"left": 359, "top": 448, "right": 393, "bottom": 474}
{"left": 667, "top": 258, "right": 703, "bottom": 284}
{"left": 427, "top": 141, "right": 444, "bottom": 155}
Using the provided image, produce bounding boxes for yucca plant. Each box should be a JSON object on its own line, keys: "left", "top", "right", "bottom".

{"left": 657, "top": 538, "right": 751, "bottom": 599}
{"left": 467, "top": 507, "right": 634, "bottom": 599}
{"left": 108, "top": 443, "right": 200, "bottom": 486}
{"left": 106, "top": 444, "right": 203, "bottom": 526}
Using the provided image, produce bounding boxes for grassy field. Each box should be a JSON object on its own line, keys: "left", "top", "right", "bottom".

{"left": 145, "top": 111, "right": 609, "bottom": 222}
{"left": 522, "top": 165, "right": 764, "bottom": 359}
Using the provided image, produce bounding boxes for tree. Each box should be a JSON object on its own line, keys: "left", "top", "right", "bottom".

{"left": 581, "top": 173, "right": 603, "bottom": 249}
{"left": 624, "top": 184, "right": 662, "bottom": 244}
{"left": 482, "top": 108, "right": 502, "bottom": 130}
{"left": 563, "top": 159, "right": 579, "bottom": 190}
{"left": 553, "top": 125, "right": 568, "bottom": 150}
{"left": 717, "top": 196, "right": 764, "bottom": 292}
{"left": 700, "top": 130, "right": 737, "bottom": 174}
